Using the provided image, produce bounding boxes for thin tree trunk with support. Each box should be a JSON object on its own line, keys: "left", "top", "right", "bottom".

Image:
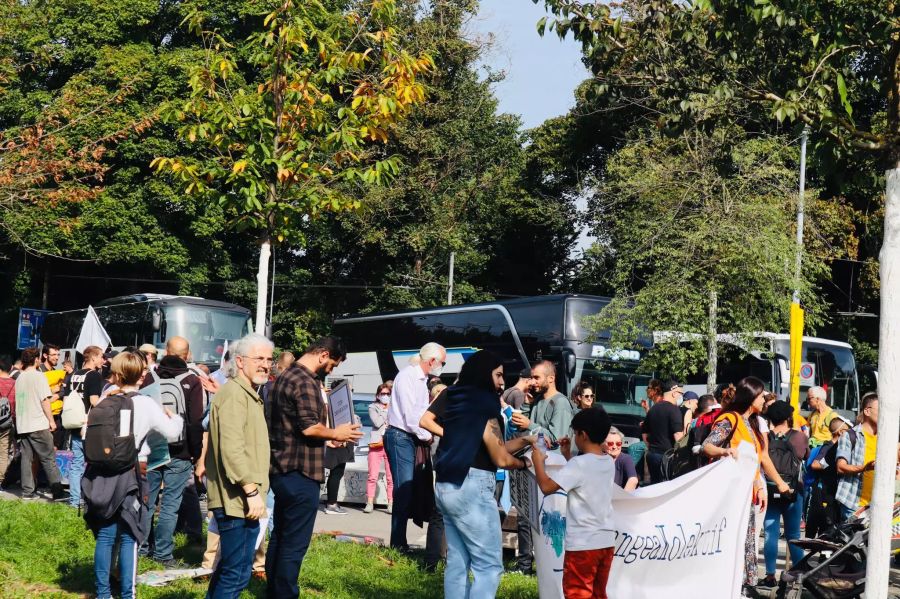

{"left": 706, "top": 288, "right": 718, "bottom": 393}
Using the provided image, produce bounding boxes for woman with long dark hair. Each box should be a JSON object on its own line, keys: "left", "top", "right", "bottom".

{"left": 703, "top": 377, "right": 792, "bottom": 591}
{"left": 424, "top": 351, "right": 534, "bottom": 598}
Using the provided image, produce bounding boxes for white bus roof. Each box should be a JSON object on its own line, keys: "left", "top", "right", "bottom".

{"left": 654, "top": 331, "right": 853, "bottom": 350}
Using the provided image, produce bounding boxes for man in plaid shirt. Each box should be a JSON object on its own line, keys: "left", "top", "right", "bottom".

{"left": 835, "top": 393, "right": 878, "bottom": 521}
{"left": 265, "top": 337, "right": 363, "bottom": 599}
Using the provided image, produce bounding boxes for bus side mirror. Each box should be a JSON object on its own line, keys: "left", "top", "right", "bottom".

{"left": 151, "top": 309, "right": 161, "bottom": 332}
{"left": 564, "top": 350, "right": 576, "bottom": 380}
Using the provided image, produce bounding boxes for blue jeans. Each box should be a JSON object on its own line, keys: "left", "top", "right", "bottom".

{"left": 383, "top": 426, "right": 416, "bottom": 549}
{"left": 69, "top": 431, "right": 85, "bottom": 508}
{"left": 144, "top": 457, "right": 193, "bottom": 560}
{"left": 265, "top": 471, "right": 320, "bottom": 599}
{"left": 207, "top": 508, "right": 259, "bottom": 599}
{"left": 435, "top": 468, "right": 503, "bottom": 599}
{"left": 840, "top": 502, "right": 857, "bottom": 522}
{"left": 94, "top": 519, "right": 137, "bottom": 599}
{"left": 647, "top": 451, "right": 665, "bottom": 484}
{"left": 763, "top": 497, "right": 805, "bottom": 574}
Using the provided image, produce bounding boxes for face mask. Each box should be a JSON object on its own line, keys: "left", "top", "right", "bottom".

{"left": 377, "top": 394, "right": 390, "bottom": 403}
{"left": 429, "top": 365, "right": 444, "bottom": 377}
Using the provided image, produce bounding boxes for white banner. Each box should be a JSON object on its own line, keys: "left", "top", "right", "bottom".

{"left": 529, "top": 443, "right": 759, "bottom": 599}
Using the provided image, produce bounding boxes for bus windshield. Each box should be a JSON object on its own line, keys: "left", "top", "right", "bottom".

{"left": 773, "top": 339, "right": 859, "bottom": 411}
{"left": 164, "top": 306, "right": 251, "bottom": 364}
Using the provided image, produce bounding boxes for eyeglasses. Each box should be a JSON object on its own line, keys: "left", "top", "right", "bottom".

{"left": 607, "top": 441, "right": 622, "bottom": 448}
{"left": 244, "top": 356, "right": 274, "bottom": 365}
{"left": 581, "top": 394, "right": 594, "bottom": 399}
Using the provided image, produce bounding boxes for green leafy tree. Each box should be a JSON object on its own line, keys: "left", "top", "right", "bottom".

{"left": 537, "top": 0, "right": 900, "bottom": 587}
{"left": 153, "top": 0, "right": 433, "bottom": 334}
{"left": 588, "top": 128, "right": 854, "bottom": 384}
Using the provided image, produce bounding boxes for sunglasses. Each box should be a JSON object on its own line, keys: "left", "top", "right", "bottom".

{"left": 581, "top": 394, "right": 594, "bottom": 399}
{"left": 606, "top": 441, "right": 623, "bottom": 448}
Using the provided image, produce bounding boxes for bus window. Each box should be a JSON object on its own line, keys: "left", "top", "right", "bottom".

{"left": 802, "top": 344, "right": 858, "bottom": 412}
{"left": 164, "top": 306, "right": 251, "bottom": 363}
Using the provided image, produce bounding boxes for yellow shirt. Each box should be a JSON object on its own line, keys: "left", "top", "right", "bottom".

{"left": 44, "top": 370, "right": 66, "bottom": 415}
{"left": 859, "top": 430, "right": 877, "bottom": 506}
{"left": 808, "top": 408, "right": 836, "bottom": 447}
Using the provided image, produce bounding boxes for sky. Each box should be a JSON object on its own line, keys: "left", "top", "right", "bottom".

{"left": 471, "top": 0, "right": 590, "bottom": 130}
{"left": 471, "top": 1, "right": 594, "bottom": 252}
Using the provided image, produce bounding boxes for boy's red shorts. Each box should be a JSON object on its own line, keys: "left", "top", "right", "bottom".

{"left": 562, "top": 547, "right": 614, "bottom": 599}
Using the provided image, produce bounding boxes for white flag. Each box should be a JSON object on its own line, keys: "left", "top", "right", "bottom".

{"left": 75, "top": 306, "right": 112, "bottom": 354}
{"left": 220, "top": 339, "right": 229, "bottom": 371}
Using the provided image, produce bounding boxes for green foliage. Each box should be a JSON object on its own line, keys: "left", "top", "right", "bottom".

{"left": 0, "top": 498, "right": 538, "bottom": 598}
{"left": 153, "top": 0, "right": 433, "bottom": 245}
{"left": 585, "top": 128, "right": 853, "bottom": 378}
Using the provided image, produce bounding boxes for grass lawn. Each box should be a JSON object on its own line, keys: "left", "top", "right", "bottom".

{"left": 0, "top": 499, "right": 539, "bottom": 598}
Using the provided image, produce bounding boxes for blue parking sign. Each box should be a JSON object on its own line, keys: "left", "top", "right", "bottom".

{"left": 17, "top": 308, "right": 51, "bottom": 350}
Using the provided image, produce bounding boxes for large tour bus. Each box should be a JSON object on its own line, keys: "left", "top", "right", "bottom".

{"left": 677, "top": 333, "right": 864, "bottom": 416}
{"left": 331, "top": 294, "right": 653, "bottom": 441}
{"left": 39, "top": 294, "right": 252, "bottom": 368}
{"left": 331, "top": 294, "right": 868, "bottom": 436}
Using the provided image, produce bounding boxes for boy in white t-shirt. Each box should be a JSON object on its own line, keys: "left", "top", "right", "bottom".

{"left": 532, "top": 407, "right": 615, "bottom": 599}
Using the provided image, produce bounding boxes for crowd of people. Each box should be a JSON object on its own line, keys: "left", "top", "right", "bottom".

{"left": 0, "top": 335, "right": 891, "bottom": 599}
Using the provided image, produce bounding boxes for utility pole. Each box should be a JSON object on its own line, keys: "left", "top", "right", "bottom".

{"left": 447, "top": 252, "right": 455, "bottom": 306}
{"left": 793, "top": 127, "right": 808, "bottom": 304}
{"left": 789, "top": 128, "right": 808, "bottom": 409}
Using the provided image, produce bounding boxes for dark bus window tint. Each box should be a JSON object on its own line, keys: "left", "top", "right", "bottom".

{"left": 564, "top": 298, "right": 611, "bottom": 342}
{"left": 507, "top": 302, "right": 564, "bottom": 344}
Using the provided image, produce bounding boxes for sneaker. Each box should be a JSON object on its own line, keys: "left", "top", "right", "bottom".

{"left": 50, "top": 483, "right": 69, "bottom": 502}
{"left": 363, "top": 502, "right": 374, "bottom": 513}
{"left": 386, "top": 501, "right": 393, "bottom": 514}
{"left": 324, "top": 504, "right": 348, "bottom": 515}
{"left": 20, "top": 492, "right": 38, "bottom": 501}
{"left": 154, "top": 557, "right": 189, "bottom": 569}
{"left": 758, "top": 575, "right": 777, "bottom": 588}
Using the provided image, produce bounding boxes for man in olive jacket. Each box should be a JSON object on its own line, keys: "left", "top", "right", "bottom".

{"left": 205, "top": 333, "right": 273, "bottom": 598}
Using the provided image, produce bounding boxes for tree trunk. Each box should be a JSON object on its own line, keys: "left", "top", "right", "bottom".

{"left": 255, "top": 237, "right": 271, "bottom": 336}
{"left": 41, "top": 263, "right": 49, "bottom": 309}
{"left": 706, "top": 288, "right": 717, "bottom": 393}
{"left": 866, "top": 165, "right": 900, "bottom": 597}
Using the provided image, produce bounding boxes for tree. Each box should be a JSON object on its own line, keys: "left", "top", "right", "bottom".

{"left": 588, "top": 128, "right": 854, "bottom": 384}
{"left": 153, "top": 0, "right": 433, "bottom": 335}
{"left": 537, "top": 0, "right": 900, "bottom": 589}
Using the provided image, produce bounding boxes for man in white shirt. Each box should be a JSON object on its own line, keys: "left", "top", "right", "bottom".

{"left": 384, "top": 342, "right": 445, "bottom": 550}
{"left": 16, "top": 347, "right": 66, "bottom": 501}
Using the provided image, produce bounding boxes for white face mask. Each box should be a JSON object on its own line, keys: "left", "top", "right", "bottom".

{"left": 429, "top": 365, "right": 444, "bottom": 377}
{"left": 377, "top": 394, "right": 390, "bottom": 404}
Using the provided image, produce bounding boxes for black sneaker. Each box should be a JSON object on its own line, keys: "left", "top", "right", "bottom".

{"left": 758, "top": 575, "right": 778, "bottom": 588}
{"left": 50, "top": 483, "right": 69, "bottom": 502}
{"left": 154, "top": 557, "right": 189, "bottom": 569}
{"left": 20, "top": 492, "right": 38, "bottom": 501}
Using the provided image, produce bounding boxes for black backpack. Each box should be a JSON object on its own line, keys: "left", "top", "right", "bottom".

{"left": 0, "top": 380, "right": 13, "bottom": 430}
{"left": 767, "top": 430, "right": 802, "bottom": 502}
{"left": 84, "top": 392, "right": 138, "bottom": 474}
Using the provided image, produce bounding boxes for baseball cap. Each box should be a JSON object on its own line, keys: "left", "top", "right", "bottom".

{"left": 519, "top": 367, "right": 532, "bottom": 379}
{"left": 683, "top": 391, "right": 699, "bottom": 401}
{"left": 139, "top": 343, "right": 158, "bottom": 355}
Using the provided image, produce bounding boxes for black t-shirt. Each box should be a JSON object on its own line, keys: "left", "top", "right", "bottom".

{"left": 645, "top": 401, "right": 683, "bottom": 453}
{"left": 64, "top": 368, "right": 104, "bottom": 411}
{"left": 817, "top": 440, "right": 840, "bottom": 495}
{"left": 428, "top": 391, "right": 501, "bottom": 473}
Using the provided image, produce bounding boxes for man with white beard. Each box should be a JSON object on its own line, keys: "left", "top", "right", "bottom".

{"left": 204, "top": 333, "right": 274, "bottom": 598}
